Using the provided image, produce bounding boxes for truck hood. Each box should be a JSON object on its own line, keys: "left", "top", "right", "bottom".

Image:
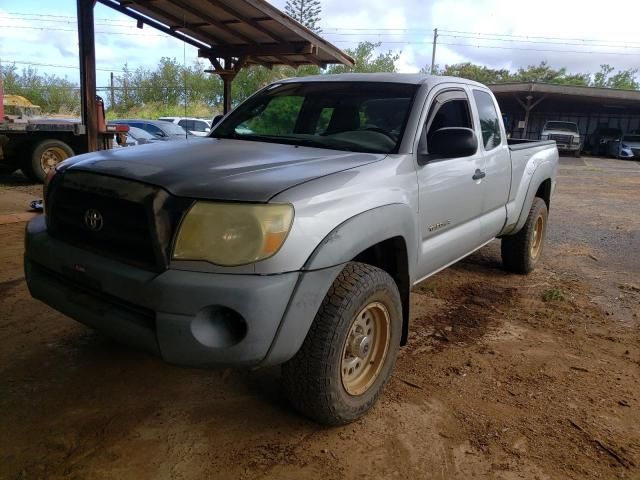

{"left": 63, "top": 138, "right": 385, "bottom": 202}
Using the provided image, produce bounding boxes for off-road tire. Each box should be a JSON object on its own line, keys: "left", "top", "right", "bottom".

{"left": 23, "top": 139, "right": 74, "bottom": 183}
{"left": 501, "top": 197, "right": 548, "bottom": 274}
{"left": 282, "top": 262, "right": 402, "bottom": 425}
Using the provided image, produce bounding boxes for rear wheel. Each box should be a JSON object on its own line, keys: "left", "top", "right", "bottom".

{"left": 501, "top": 197, "right": 548, "bottom": 274}
{"left": 282, "top": 262, "right": 402, "bottom": 425}
{"left": 24, "top": 139, "right": 74, "bottom": 183}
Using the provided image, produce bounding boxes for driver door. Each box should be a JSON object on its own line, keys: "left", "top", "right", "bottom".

{"left": 414, "top": 86, "right": 487, "bottom": 280}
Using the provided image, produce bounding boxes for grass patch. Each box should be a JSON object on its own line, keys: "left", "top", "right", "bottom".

{"left": 542, "top": 288, "right": 565, "bottom": 302}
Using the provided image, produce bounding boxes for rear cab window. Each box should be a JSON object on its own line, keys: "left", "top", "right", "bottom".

{"left": 472, "top": 90, "right": 502, "bottom": 150}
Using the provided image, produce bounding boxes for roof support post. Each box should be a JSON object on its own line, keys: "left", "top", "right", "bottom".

{"left": 513, "top": 94, "right": 546, "bottom": 139}
{"left": 206, "top": 56, "right": 248, "bottom": 115}
{"left": 221, "top": 74, "right": 234, "bottom": 115}
{"left": 77, "top": 0, "right": 98, "bottom": 152}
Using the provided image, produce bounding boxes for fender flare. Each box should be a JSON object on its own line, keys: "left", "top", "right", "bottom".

{"left": 261, "top": 204, "right": 418, "bottom": 366}
{"left": 303, "top": 203, "right": 418, "bottom": 278}
{"left": 506, "top": 161, "right": 554, "bottom": 235}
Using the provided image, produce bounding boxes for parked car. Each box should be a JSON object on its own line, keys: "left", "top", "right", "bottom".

{"left": 25, "top": 74, "right": 559, "bottom": 425}
{"left": 158, "top": 116, "right": 211, "bottom": 137}
{"left": 111, "top": 125, "right": 160, "bottom": 147}
{"left": 540, "top": 121, "right": 581, "bottom": 157}
{"left": 585, "top": 126, "right": 622, "bottom": 156}
{"left": 110, "top": 119, "right": 188, "bottom": 140}
{"left": 606, "top": 133, "right": 640, "bottom": 159}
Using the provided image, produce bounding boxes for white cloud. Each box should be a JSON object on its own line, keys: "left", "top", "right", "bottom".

{"left": 2, "top": 0, "right": 639, "bottom": 86}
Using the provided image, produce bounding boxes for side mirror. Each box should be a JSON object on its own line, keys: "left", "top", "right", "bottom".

{"left": 211, "top": 114, "right": 224, "bottom": 127}
{"left": 204, "top": 127, "right": 211, "bottom": 133}
{"left": 419, "top": 127, "right": 478, "bottom": 164}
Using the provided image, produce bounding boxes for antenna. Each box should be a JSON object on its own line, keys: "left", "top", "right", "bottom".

{"left": 183, "top": 14, "right": 187, "bottom": 139}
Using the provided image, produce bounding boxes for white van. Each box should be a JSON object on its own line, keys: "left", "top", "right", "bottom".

{"left": 158, "top": 117, "right": 211, "bottom": 137}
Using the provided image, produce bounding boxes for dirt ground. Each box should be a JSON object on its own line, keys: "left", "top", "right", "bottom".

{"left": 1, "top": 157, "right": 639, "bottom": 480}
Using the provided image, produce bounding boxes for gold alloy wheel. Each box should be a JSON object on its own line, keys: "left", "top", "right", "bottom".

{"left": 341, "top": 301, "right": 391, "bottom": 396}
{"left": 40, "top": 146, "right": 68, "bottom": 173}
{"left": 530, "top": 214, "right": 545, "bottom": 259}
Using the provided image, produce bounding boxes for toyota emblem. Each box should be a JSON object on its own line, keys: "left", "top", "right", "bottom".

{"left": 84, "top": 208, "right": 104, "bottom": 231}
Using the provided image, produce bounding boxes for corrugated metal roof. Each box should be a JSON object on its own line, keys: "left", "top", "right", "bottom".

{"left": 489, "top": 82, "right": 640, "bottom": 102}
{"left": 97, "top": 0, "right": 354, "bottom": 69}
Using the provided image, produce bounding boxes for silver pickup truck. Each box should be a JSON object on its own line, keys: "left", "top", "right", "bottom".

{"left": 25, "top": 74, "right": 558, "bottom": 425}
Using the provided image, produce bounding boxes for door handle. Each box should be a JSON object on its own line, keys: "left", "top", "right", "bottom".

{"left": 472, "top": 169, "right": 486, "bottom": 180}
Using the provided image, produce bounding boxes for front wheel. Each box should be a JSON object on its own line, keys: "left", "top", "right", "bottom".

{"left": 282, "top": 262, "right": 402, "bottom": 425}
{"left": 501, "top": 197, "right": 548, "bottom": 274}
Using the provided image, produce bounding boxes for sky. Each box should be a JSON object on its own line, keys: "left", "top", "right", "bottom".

{"left": 1, "top": 0, "right": 640, "bottom": 89}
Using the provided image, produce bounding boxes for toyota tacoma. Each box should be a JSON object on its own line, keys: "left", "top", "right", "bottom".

{"left": 25, "top": 74, "right": 558, "bottom": 425}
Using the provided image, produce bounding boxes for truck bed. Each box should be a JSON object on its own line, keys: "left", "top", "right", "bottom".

{"left": 507, "top": 138, "right": 556, "bottom": 151}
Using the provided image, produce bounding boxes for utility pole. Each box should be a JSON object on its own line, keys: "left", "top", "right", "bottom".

{"left": 109, "top": 72, "right": 115, "bottom": 109}
{"left": 430, "top": 28, "right": 438, "bottom": 75}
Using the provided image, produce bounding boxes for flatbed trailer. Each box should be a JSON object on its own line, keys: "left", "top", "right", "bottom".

{"left": 0, "top": 95, "right": 121, "bottom": 183}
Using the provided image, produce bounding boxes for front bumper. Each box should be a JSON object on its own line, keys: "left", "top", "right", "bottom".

{"left": 557, "top": 144, "right": 580, "bottom": 152}
{"left": 25, "top": 216, "right": 341, "bottom": 367}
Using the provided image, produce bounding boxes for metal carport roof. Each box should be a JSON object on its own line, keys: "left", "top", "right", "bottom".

{"left": 77, "top": 0, "right": 354, "bottom": 152}
{"left": 488, "top": 82, "right": 640, "bottom": 138}
{"left": 97, "top": 0, "right": 354, "bottom": 70}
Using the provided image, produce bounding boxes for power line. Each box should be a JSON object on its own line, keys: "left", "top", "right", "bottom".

{"left": 438, "top": 29, "right": 640, "bottom": 44}
{"left": 0, "top": 24, "right": 170, "bottom": 38}
{"left": 3, "top": 60, "right": 126, "bottom": 73}
{"left": 329, "top": 40, "right": 640, "bottom": 56}
{"left": 322, "top": 32, "right": 640, "bottom": 49}
{"left": 6, "top": 11, "right": 640, "bottom": 45}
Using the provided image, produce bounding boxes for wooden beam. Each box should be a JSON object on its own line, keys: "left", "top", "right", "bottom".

{"left": 243, "top": 0, "right": 354, "bottom": 67}
{"left": 199, "top": 42, "right": 312, "bottom": 58}
{"left": 77, "top": 0, "right": 98, "bottom": 152}
{"left": 167, "top": 0, "right": 257, "bottom": 45}
{"left": 96, "top": 0, "right": 212, "bottom": 49}
{"left": 205, "top": 0, "right": 284, "bottom": 42}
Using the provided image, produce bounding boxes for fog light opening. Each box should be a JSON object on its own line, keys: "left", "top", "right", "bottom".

{"left": 191, "top": 306, "right": 247, "bottom": 348}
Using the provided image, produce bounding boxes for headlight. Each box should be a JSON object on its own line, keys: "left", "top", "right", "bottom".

{"left": 572, "top": 137, "right": 580, "bottom": 144}
{"left": 173, "top": 202, "right": 294, "bottom": 266}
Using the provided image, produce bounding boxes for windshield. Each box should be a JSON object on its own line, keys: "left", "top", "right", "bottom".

{"left": 213, "top": 82, "right": 418, "bottom": 154}
{"left": 623, "top": 135, "right": 640, "bottom": 142}
{"left": 544, "top": 122, "right": 578, "bottom": 132}
{"left": 162, "top": 122, "right": 188, "bottom": 136}
{"left": 128, "top": 127, "right": 155, "bottom": 140}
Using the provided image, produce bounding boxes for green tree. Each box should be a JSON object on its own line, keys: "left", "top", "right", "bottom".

{"left": 284, "top": 0, "right": 322, "bottom": 32}
{"left": 326, "top": 42, "right": 399, "bottom": 74}
{"left": 0, "top": 62, "right": 80, "bottom": 114}
{"left": 592, "top": 64, "right": 615, "bottom": 88}
{"left": 512, "top": 61, "right": 589, "bottom": 86}
{"left": 423, "top": 62, "right": 512, "bottom": 84}
{"left": 592, "top": 64, "right": 638, "bottom": 90}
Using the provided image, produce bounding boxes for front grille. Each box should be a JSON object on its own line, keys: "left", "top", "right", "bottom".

{"left": 36, "top": 261, "right": 156, "bottom": 331}
{"left": 549, "top": 134, "right": 572, "bottom": 145}
{"left": 48, "top": 171, "right": 191, "bottom": 271}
